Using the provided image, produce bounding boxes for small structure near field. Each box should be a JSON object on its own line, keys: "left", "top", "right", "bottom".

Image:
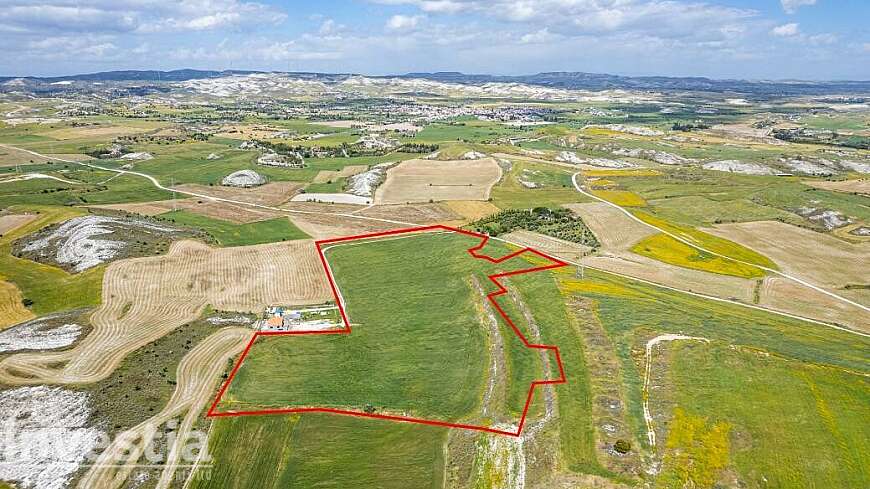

{"left": 257, "top": 304, "right": 342, "bottom": 332}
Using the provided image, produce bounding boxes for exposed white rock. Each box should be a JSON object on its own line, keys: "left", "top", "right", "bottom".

{"left": 462, "top": 151, "right": 487, "bottom": 160}
{"left": 595, "top": 124, "right": 664, "bottom": 136}
{"left": 0, "top": 386, "right": 103, "bottom": 489}
{"left": 555, "top": 151, "right": 584, "bottom": 165}
{"left": 22, "top": 215, "right": 176, "bottom": 272}
{"left": 346, "top": 162, "right": 395, "bottom": 197}
{"left": 783, "top": 158, "right": 837, "bottom": 176}
{"left": 0, "top": 317, "right": 82, "bottom": 353}
{"left": 839, "top": 160, "right": 870, "bottom": 174}
{"left": 119, "top": 152, "right": 153, "bottom": 161}
{"left": 221, "top": 170, "right": 266, "bottom": 187}
{"left": 206, "top": 153, "right": 221, "bottom": 160}
{"left": 702, "top": 160, "right": 775, "bottom": 175}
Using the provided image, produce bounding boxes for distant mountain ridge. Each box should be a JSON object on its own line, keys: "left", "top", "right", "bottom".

{"left": 2, "top": 69, "right": 869, "bottom": 95}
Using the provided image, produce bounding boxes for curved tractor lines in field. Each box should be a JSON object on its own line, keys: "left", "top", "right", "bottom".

{"left": 78, "top": 326, "right": 251, "bottom": 489}
{"left": 0, "top": 240, "right": 331, "bottom": 385}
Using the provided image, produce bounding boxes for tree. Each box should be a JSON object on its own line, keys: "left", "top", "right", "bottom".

{"left": 614, "top": 439, "right": 631, "bottom": 454}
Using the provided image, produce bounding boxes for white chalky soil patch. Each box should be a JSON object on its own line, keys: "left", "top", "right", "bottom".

{"left": 22, "top": 215, "right": 176, "bottom": 272}
{"left": 0, "top": 386, "right": 104, "bottom": 489}
{"left": 0, "top": 317, "right": 81, "bottom": 352}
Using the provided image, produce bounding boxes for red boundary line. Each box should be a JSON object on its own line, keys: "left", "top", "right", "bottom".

{"left": 206, "top": 224, "right": 568, "bottom": 437}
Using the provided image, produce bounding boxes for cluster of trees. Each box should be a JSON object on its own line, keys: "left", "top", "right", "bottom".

{"left": 772, "top": 128, "right": 870, "bottom": 149}
{"left": 469, "top": 207, "right": 599, "bottom": 248}
{"left": 671, "top": 121, "right": 710, "bottom": 132}
{"left": 397, "top": 142, "right": 438, "bottom": 154}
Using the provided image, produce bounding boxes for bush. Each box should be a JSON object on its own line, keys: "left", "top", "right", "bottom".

{"left": 614, "top": 439, "right": 631, "bottom": 454}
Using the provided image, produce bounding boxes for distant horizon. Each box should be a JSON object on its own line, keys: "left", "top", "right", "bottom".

{"left": 4, "top": 67, "right": 870, "bottom": 84}
{"left": 2, "top": 1, "right": 868, "bottom": 80}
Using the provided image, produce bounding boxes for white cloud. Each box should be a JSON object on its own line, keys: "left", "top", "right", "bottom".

{"left": 520, "top": 28, "right": 559, "bottom": 44}
{"left": 771, "top": 23, "right": 800, "bottom": 37}
{"left": 386, "top": 14, "right": 424, "bottom": 31}
{"left": 781, "top": 0, "right": 817, "bottom": 15}
{"left": 0, "top": 1, "right": 286, "bottom": 34}
{"left": 375, "top": 0, "right": 758, "bottom": 43}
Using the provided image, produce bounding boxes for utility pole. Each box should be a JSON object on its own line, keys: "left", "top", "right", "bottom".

{"left": 170, "top": 176, "right": 176, "bottom": 212}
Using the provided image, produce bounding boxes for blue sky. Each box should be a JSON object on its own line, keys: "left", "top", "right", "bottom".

{"left": 1, "top": 0, "right": 868, "bottom": 79}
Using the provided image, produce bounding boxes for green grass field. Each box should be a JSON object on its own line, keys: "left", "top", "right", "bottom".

{"left": 157, "top": 210, "right": 308, "bottom": 246}
{"left": 490, "top": 160, "right": 590, "bottom": 209}
{"left": 0, "top": 206, "right": 104, "bottom": 316}
{"left": 219, "top": 232, "right": 545, "bottom": 423}
{"left": 191, "top": 414, "right": 446, "bottom": 489}
{"left": 656, "top": 341, "right": 870, "bottom": 488}
{"left": 555, "top": 266, "right": 870, "bottom": 459}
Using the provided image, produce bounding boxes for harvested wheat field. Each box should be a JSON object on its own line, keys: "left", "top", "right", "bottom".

{"left": 375, "top": 158, "right": 502, "bottom": 204}
{"left": 759, "top": 277, "right": 869, "bottom": 332}
{"left": 46, "top": 153, "right": 95, "bottom": 162}
{"left": 175, "top": 182, "right": 303, "bottom": 206}
{"left": 43, "top": 123, "right": 161, "bottom": 140}
{"left": 93, "top": 199, "right": 285, "bottom": 224}
{"left": 444, "top": 200, "right": 500, "bottom": 222}
{"left": 313, "top": 165, "right": 368, "bottom": 183}
{"left": 79, "top": 326, "right": 251, "bottom": 489}
{"left": 565, "top": 202, "right": 656, "bottom": 251}
{"left": 0, "top": 239, "right": 331, "bottom": 385}
{"left": 0, "top": 281, "right": 34, "bottom": 330}
{"left": 804, "top": 179, "right": 870, "bottom": 195}
{"left": 502, "top": 230, "right": 592, "bottom": 263}
{"left": 0, "top": 145, "right": 51, "bottom": 167}
{"left": 707, "top": 221, "right": 870, "bottom": 303}
{"left": 357, "top": 203, "right": 459, "bottom": 224}
{"left": 287, "top": 213, "right": 403, "bottom": 239}
{"left": 0, "top": 213, "right": 38, "bottom": 235}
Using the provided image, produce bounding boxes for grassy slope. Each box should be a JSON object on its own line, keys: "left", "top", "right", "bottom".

{"left": 491, "top": 160, "right": 591, "bottom": 209}
{"left": 0, "top": 206, "right": 103, "bottom": 317}
{"left": 661, "top": 342, "right": 870, "bottom": 488}
{"left": 158, "top": 210, "right": 308, "bottom": 246}
{"left": 558, "top": 267, "right": 870, "bottom": 453}
{"left": 508, "top": 267, "right": 606, "bottom": 476}
{"left": 221, "top": 232, "right": 543, "bottom": 421}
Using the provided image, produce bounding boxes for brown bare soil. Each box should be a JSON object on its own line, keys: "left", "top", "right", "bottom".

{"left": 0, "top": 145, "right": 51, "bottom": 167}
{"left": 48, "top": 153, "right": 95, "bottom": 162}
{"left": 175, "top": 182, "right": 303, "bottom": 206}
{"left": 804, "top": 179, "right": 870, "bottom": 195}
{"left": 214, "top": 124, "right": 287, "bottom": 140}
{"left": 0, "top": 239, "right": 331, "bottom": 385}
{"left": 375, "top": 158, "right": 502, "bottom": 204}
{"left": 357, "top": 203, "right": 459, "bottom": 224}
{"left": 706, "top": 221, "right": 870, "bottom": 303}
{"left": 0, "top": 213, "right": 38, "bottom": 235}
{"left": 565, "top": 202, "right": 656, "bottom": 251}
{"left": 759, "top": 277, "right": 869, "bottom": 332}
{"left": 286, "top": 213, "right": 403, "bottom": 239}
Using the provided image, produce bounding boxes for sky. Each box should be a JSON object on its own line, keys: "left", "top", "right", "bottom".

{"left": 1, "top": 0, "right": 868, "bottom": 80}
